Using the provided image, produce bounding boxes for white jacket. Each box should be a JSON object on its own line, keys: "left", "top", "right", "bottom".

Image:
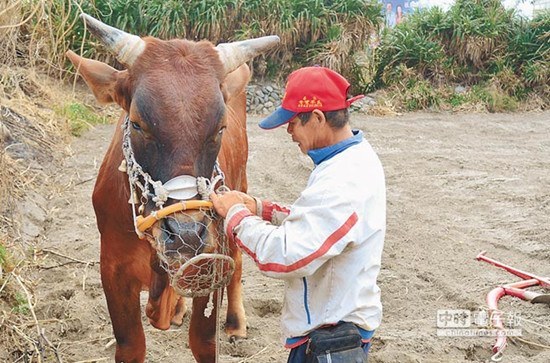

{"left": 224, "top": 137, "right": 385, "bottom": 343}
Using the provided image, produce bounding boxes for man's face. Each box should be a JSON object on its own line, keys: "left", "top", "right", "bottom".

{"left": 286, "top": 112, "right": 323, "bottom": 154}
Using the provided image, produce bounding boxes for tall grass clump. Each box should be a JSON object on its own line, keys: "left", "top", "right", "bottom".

{"left": 373, "top": 0, "right": 549, "bottom": 111}
{"left": 13, "top": 0, "right": 381, "bottom": 86}
{"left": 55, "top": 102, "right": 109, "bottom": 136}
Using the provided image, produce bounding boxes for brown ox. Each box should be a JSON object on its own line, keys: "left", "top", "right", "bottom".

{"left": 66, "top": 14, "right": 278, "bottom": 363}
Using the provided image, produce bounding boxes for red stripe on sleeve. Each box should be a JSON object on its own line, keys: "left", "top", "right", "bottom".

{"left": 272, "top": 203, "right": 290, "bottom": 215}
{"left": 261, "top": 200, "right": 290, "bottom": 221}
{"left": 235, "top": 212, "right": 358, "bottom": 273}
{"left": 226, "top": 209, "right": 254, "bottom": 239}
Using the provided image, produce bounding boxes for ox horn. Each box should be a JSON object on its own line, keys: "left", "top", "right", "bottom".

{"left": 216, "top": 36, "right": 280, "bottom": 75}
{"left": 80, "top": 13, "right": 145, "bottom": 67}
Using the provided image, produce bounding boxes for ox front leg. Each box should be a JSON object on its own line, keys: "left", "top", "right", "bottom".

{"left": 189, "top": 293, "right": 220, "bottom": 363}
{"left": 225, "top": 243, "right": 247, "bottom": 340}
{"left": 101, "top": 263, "right": 146, "bottom": 363}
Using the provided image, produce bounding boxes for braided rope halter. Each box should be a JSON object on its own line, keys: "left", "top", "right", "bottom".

{"left": 119, "top": 115, "right": 235, "bottom": 300}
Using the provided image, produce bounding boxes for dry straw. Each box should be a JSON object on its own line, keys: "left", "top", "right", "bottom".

{"left": 0, "top": 2, "right": 79, "bottom": 359}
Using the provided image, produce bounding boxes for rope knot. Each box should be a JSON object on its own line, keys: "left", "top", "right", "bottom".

{"left": 152, "top": 181, "right": 169, "bottom": 207}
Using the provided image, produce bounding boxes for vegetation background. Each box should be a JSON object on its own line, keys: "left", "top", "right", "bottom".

{"left": 0, "top": 0, "right": 548, "bottom": 360}
{"left": 2, "top": 0, "right": 549, "bottom": 113}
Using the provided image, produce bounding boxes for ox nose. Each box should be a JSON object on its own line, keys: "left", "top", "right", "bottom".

{"left": 160, "top": 217, "right": 208, "bottom": 257}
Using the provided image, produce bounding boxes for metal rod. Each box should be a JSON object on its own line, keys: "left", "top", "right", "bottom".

{"left": 476, "top": 251, "right": 550, "bottom": 288}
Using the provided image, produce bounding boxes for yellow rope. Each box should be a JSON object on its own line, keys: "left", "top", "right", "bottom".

{"left": 518, "top": 317, "right": 550, "bottom": 331}
{"left": 135, "top": 200, "right": 213, "bottom": 232}
{"left": 511, "top": 336, "right": 550, "bottom": 350}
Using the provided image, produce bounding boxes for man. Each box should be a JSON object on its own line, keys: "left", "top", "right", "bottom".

{"left": 211, "top": 66, "right": 386, "bottom": 362}
{"left": 385, "top": 3, "right": 396, "bottom": 28}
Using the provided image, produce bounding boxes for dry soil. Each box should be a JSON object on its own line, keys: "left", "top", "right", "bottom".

{"left": 7, "top": 110, "right": 550, "bottom": 363}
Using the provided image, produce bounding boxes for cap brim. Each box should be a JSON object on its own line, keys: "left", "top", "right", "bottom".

{"left": 259, "top": 107, "right": 297, "bottom": 129}
{"left": 346, "top": 94, "right": 365, "bottom": 106}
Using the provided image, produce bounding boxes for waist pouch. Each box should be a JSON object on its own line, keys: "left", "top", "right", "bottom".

{"left": 305, "top": 322, "right": 367, "bottom": 363}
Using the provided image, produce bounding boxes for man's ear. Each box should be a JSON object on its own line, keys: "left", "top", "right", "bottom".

{"left": 312, "top": 109, "right": 326, "bottom": 124}
{"left": 66, "top": 50, "right": 126, "bottom": 105}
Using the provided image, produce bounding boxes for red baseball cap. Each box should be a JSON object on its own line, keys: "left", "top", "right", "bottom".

{"left": 259, "top": 66, "right": 364, "bottom": 129}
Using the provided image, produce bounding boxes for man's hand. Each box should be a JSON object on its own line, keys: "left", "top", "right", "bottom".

{"left": 210, "top": 190, "right": 257, "bottom": 218}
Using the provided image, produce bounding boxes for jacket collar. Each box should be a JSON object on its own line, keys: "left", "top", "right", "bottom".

{"left": 307, "top": 129, "right": 363, "bottom": 166}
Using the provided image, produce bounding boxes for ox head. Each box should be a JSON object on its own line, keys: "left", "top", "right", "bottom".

{"left": 67, "top": 14, "right": 278, "bottom": 276}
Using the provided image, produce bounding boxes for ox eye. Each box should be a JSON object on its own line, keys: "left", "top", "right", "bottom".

{"left": 131, "top": 121, "right": 142, "bottom": 131}
{"left": 218, "top": 126, "right": 226, "bottom": 135}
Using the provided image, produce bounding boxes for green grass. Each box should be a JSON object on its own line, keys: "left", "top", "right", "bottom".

{"left": 12, "top": 292, "right": 30, "bottom": 315}
{"left": 373, "top": 2, "right": 549, "bottom": 111}
{"left": 0, "top": 242, "right": 26, "bottom": 314}
{"left": 56, "top": 102, "right": 109, "bottom": 137}
{"left": 448, "top": 93, "right": 468, "bottom": 108}
{"left": 8, "top": 0, "right": 548, "bottom": 112}
{"left": 0, "top": 243, "right": 7, "bottom": 269}
{"left": 403, "top": 79, "right": 442, "bottom": 111}
{"left": 0, "top": 241, "right": 13, "bottom": 276}
{"left": 40, "top": 0, "right": 382, "bottom": 83}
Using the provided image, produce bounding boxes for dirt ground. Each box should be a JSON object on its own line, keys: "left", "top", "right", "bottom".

{"left": 4, "top": 109, "right": 550, "bottom": 362}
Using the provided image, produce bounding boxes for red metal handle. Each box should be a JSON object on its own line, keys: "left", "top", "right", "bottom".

{"left": 486, "top": 286, "right": 506, "bottom": 355}
{"left": 476, "top": 251, "right": 550, "bottom": 288}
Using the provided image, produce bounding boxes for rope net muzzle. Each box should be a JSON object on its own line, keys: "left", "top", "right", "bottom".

{"left": 142, "top": 206, "right": 235, "bottom": 298}
{"left": 121, "top": 115, "right": 235, "bottom": 298}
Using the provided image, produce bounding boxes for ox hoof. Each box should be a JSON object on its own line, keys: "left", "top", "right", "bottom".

{"left": 228, "top": 334, "right": 247, "bottom": 344}
{"left": 171, "top": 298, "right": 187, "bottom": 326}
{"left": 170, "top": 314, "right": 185, "bottom": 326}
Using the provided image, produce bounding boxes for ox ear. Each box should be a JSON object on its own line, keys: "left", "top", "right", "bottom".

{"left": 66, "top": 50, "right": 125, "bottom": 105}
{"left": 222, "top": 64, "right": 251, "bottom": 103}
